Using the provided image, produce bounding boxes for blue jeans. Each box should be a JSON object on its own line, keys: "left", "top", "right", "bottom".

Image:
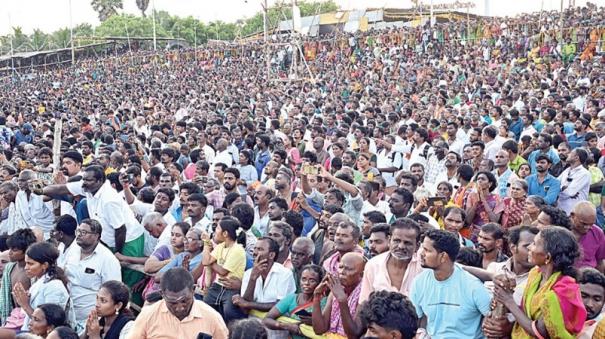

{"left": 204, "top": 283, "right": 246, "bottom": 324}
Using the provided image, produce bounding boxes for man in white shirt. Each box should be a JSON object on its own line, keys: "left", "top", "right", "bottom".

{"left": 446, "top": 121, "right": 466, "bottom": 157}
{"left": 234, "top": 237, "right": 296, "bottom": 339}
{"left": 64, "top": 218, "right": 121, "bottom": 328}
{"left": 132, "top": 187, "right": 178, "bottom": 232}
{"left": 213, "top": 138, "right": 234, "bottom": 169}
{"left": 481, "top": 126, "right": 503, "bottom": 162}
{"left": 406, "top": 128, "right": 433, "bottom": 170}
{"left": 183, "top": 193, "right": 212, "bottom": 234}
{"left": 558, "top": 148, "right": 591, "bottom": 215}
{"left": 376, "top": 135, "right": 404, "bottom": 192}
{"left": 41, "top": 165, "right": 144, "bottom": 253}
{"left": 493, "top": 150, "right": 519, "bottom": 198}
{"left": 519, "top": 113, "right": 538, "bottom": 140}
{"left": 141, "top": 212, "right": 170, "bottom": 256}
{"left": 14, "top": 170, "right": 55, "bottom": 238}
{"left": 198, "top": 132, "right": 216, "bottom": 164}
{"left": 53, "top": 215, "right": 78, "bottom": 269}
{"left": 40, "top": 165, "right": 147, "bottom": 303}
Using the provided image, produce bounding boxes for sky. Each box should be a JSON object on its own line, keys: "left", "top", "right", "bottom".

{"left": 0, "top": 0, "right": 603, "bottom": 36}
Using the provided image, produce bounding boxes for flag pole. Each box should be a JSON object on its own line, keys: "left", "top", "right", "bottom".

{"left": 152, "top": 0, "right": 157, "bottom": 50}
{"left": 69, "top": 0, "right": 75, "bottom": 64}
{"left": 8, "top": 13, "right": 15, "bottom": 74}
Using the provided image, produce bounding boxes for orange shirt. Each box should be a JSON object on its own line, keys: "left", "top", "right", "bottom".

{"left": 126, "top": 299, "right": 229, "bottom": 339}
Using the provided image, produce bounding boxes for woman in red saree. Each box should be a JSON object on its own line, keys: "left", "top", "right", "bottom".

{"left": 499, "top": 179, "right": 527, "bottom": 229}
{"left": 493, "top": 226, "right": 586, "bottom": 338}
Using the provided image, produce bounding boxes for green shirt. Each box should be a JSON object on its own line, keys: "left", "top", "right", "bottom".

{"left": 509, "top": 155, "right": 527, "bottom": 173}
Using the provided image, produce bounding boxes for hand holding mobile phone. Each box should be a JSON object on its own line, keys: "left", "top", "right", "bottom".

{"left": 427, "top": 197, "right": 446, "bottom": 207}
{"left": 294, "top": 309, "right": 312, "bottom": 317}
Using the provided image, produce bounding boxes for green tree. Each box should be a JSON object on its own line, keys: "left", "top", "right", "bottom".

{"left": 299, "top": 0, "right": 338, "bottom": 16}
{"left": 0, "top": 36, "right": 12, "bottom": 55}
{"left": 73, "top": 23, "right": 96, "bottom": 46}
{"left": 11, "top": 27, "right": 30, "bottom": 52}
{"left": 0, "top": 0, "right": 339, "bottom": 56}
{"left": 74, "top": 23, "right": 95, "bottom": 37}
{"left": 240, "top": 0, "right": 338, "bottom": 37}
{"left": 96, "top": 14, "right": 165, "bottom": 37}
{"left": 91, "top": 0, "right": 124, "bottom": 22}
{"left": 50, "top": 28, "right": 71, "bottom": 49}
{"left": 29, "top": 29, "right": 48, "bottom": 51}
{"left": 155, "top": 10, "right": 177, "bottom": 33}
{"left": 136, "top": 0, "right": 150, "bottom": 17}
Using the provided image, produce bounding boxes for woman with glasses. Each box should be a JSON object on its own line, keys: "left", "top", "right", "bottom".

{"left": 156, "top": 228, "right": 204, "bottom": 283}
{"left": 199, "top": 217, "right": 247, "bottom": 322}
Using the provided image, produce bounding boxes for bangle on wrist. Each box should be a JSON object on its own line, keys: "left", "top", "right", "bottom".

{"left": 532, "top": 321, "right": 545, "bottom": 339}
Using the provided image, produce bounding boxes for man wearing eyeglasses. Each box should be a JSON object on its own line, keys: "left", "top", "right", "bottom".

{"left": 39, "top": 165, "right": 146, "bottom": 302}
{"left": 63, "top": 218, "right": 121, "bottom": 329}
{"left": 290, "top": 237, "right": 314, "bottom": 293}
{"left": 38, "top": 165, "right": 144, "bottom": 254}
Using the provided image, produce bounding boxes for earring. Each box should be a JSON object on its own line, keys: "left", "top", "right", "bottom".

{"left": 115, "top": 308, "right": 119, "bottom": 315}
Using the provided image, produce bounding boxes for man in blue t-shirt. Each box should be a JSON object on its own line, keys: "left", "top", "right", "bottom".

{"left": 411, "top": 229, "right": 492, "bottom": 338}
{"left": 527, "top": 133, "right": 560, "bottom": 174}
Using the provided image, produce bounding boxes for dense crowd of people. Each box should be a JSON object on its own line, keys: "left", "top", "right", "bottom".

{"left": 0, "top": 3, "right": 604, "bottom": 339}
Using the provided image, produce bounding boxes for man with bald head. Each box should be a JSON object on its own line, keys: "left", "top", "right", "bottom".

{"left": 312, "top": 252, "right": 366, "bottom": 338}
{"left": 571, "top": 201, "right": 605, "bottom": 272}
{"left": 252, "top": 185, "right": 275, "bottom": 237}
{"left": 213, "top": 138, "right": 234, "bottom": 168}
{"left": 493, "top": 149, "right": 519, "bottom": 197}
{"left": 15, "top": 169, "right": 54, "bottom": 237}
{"left": 313, "top": 136, "right": 330, "bottom": 168}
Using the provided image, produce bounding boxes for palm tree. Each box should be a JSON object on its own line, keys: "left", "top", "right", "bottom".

{"left": 91, "top": 0, "right": 123, "bottom": 22}
{"left": 136, "top": 0, "right": 150, "bottom": 17}
{"left": 11, "top": 27, "right": 30, "bottom": 52}
{"left": 51, "top": 28, "right": 71, "bottom": 49}
{"left": 29, "top": 29, "right": 48, "bottom": 51}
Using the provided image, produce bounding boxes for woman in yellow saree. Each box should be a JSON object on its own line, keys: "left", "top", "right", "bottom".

{"left": 493, "top": 226, "right": 586, "bottom": 338}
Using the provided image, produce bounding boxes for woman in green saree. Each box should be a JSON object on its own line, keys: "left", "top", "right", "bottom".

{"left": 493, "top": 226, "right": 587, "bottom": 338}
{"left": 263, "top": 264, "right": 327, "bottom": 339}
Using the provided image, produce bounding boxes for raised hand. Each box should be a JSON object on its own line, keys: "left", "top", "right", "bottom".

{"left": 11, "top": 282, "right": 29, "bottom": 309}
{"left": 313, "top": 275, "right": 330, "bottom": 300}
{"left": 54, "top": 171, "right": 67, "bottom": 185}
{"left": 327, "top": 274, "right": 347, "bottom": 303}
{"left": 86, "top": 309, "right": 101, "bottom": 338}
{"left": 250, "top": 257, "right": 268, "bottom": 280}
{"left": 182, "top": 254, "right": 191, "bottom": 271}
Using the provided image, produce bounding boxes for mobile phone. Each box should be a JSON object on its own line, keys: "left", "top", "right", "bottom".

{"left": 303, "top": 164, "right": 319, "bottom": 175}
{"left": 29, "top": 179, "right": 44, "bottom": 192}
{"left": 128, "top": 173, "right": 134, "bottom": 183}
{"left": 294, "top": 309, "right": 312, "bottom": 317}
{"left": 427, "top": 197, "right": 446, "bottom": 207}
